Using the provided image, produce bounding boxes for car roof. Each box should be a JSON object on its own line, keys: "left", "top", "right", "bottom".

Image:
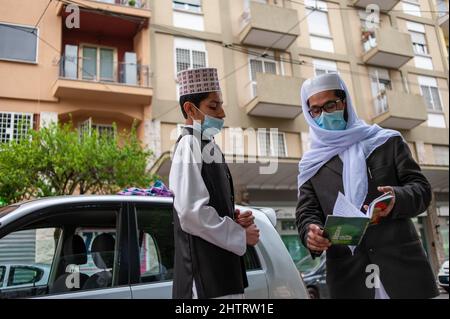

{"left": 0, "top": 195, "right": 173, "bottom": 226}
{"left": 0, "top": 195, "right": 276, "bottom": 228}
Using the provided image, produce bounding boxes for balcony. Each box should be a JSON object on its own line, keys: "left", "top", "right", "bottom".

{"left": 362, "top": 27, "right": 414, "bottom": 69}
{"left": 371, "top": 90, "right": 428, "bottom": 130}
{"left": 245, "top": 73, "right": 304, "bottom": 119}
{"left": 52, "top": 54, "right": 152, "bottom": 105}
{"left": 239, "top": 1, "right": 300, "bottom": 50}
{"left": 56, "top": 0, "right": 151, "bottom": 20}
{"left": 351, "top": 0, "right": 401, "bottom": 12}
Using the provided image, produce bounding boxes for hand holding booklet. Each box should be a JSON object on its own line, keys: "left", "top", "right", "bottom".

{"left": 324, "top": 192, "right": 394, "bottom": 245}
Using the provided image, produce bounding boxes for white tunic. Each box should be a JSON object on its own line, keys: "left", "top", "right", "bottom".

{"left": 169, "top": 125, "right": 246, "bottom": 299}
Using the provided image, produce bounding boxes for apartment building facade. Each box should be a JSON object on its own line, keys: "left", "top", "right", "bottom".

{"left": 146, "top": 0, "right": 449, "bottom": 272}
{"left": 0, "top": 0, "right": 448, "bottom": 273}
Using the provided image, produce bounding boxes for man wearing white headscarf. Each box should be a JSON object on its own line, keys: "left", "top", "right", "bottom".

{"left": 295, "top": 73, "right": 439, "bottom": 299}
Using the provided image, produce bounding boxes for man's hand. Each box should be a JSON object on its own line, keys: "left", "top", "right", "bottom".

{"left": 245, "top": 224, "right": 260, "bottom": 246}
{"left": 363, "top": 186, "right": 396, "bottom": 218}
{"left": 235, "top": 209, "right": 255, "bottom": 228}
{"left": 306, "top": 224, "right": 331, "bottom": 252}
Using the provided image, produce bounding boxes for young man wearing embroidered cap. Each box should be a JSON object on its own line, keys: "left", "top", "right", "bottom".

{"left": 295, "top": 72, "right": 439, "bottom": 299}
{"left": 169, "top": 67, "right": 260, "bottom": 299}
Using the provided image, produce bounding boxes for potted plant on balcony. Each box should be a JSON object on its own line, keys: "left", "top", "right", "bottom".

{"left": 128, "top": 0, "right": 136, "bottom": 7}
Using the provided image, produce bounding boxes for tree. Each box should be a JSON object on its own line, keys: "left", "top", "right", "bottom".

{"left": 0, "top": 121, "right": 155, "bottom": 204}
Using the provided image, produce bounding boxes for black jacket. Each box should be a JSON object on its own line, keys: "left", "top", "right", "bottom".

{"left": 172, "top": 127, "right": 248, "bottom": 299}
{"left": 296, "top": 136, "right": 439, "bottom": 299}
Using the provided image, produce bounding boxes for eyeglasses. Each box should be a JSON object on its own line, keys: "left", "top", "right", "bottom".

{"left": 308, "top": 99, "right": 344, "bottom": 118}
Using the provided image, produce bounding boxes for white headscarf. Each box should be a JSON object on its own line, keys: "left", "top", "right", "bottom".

{"left": 298, "top": 73, "right": 401, "bottom": 210}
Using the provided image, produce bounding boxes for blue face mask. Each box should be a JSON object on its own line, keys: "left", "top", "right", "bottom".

{"left": 192, "top": 105, "right": 224, "bottom": 137}
{"left": 314, "top": 110, "right": 347, "bottom": 130}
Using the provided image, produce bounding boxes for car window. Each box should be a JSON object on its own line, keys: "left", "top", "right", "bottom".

{"left": 135, "top": 206, "right": 174, "bottom": 284}
{"left": 9, "top": 266, "right": 44, "bottom": 287}
{"left": 74, "top": 228, "right": 117, "bottom": 279}
{"left": 0, "top": 207, "right": 121, "bottom": 298}
{"left": 244, "top": 246, "right": 262, "bottom": 271}
{"left": 0, "top": 228, "right": 58, "bottom": 291}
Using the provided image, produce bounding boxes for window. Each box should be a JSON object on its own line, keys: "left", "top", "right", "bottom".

{"left": 407, "top": 22, "right": 433, "bottom": 70}
{"left": 172, "top": 1, "right": 204, "bottom": 31}
{"left": 370, "top": 68, "right": 392, "bottom": 115}
{"left": 8, "top": 266, "right": 45, "bottom": 287}
{"left": 0, "top": 23, "right": 38, "bottom": 63}
{"left": 433, "top": 145, "right": 449, "bottom": 166}
{"left": 418, "top": 76, "right": 443, "bottom": 112}
{"left": 307, "top": 9, "right": 330, "bottom": 37}
{"left": 257, "top": 130, "right": 287, "bottom": 157}
{"left": 0, "top": 228, "right": 58, "bottom": 291}
{"left": 173, "top": 0, "right": 202, "bottom": 13}
{"left": 313, "top": 59, "right": 337, "bottom": 76}
{"left": 176, "top": 48, "right": 190, "bottom": 73}
{"left": 410, "top": 31, "right": 429, "bottom": 55}
{"left": 93, "top": 124, "right": 115, "bottom": 139}
{"left": 81, "top": 46, "right": 115, "bottom": 82}
{"left": 135, "top": 206, "right": 174, "bottom": 283}
{"left": 0, "top": 207, "right": 121, "bottom": 299}
{"left": 79, "top": 118, "right": 115, "bottom": 139}
{"left": 305, "top": 0, "right": 334, "bottom": 53}
{"left": 175, "top": 48, "right": 206, "bottom": 72}
{"left": 75, "top": 227, "right": 117, "bottom": 279}
{"left": 249, "top": 56, "right": 277, "bottom": 97}
{"left": 418, "top": 76, "right": 445, "bottom": 128}
{"left": 0, "top": 112, "right": 33, "bottom": 143}
{"left": 174, "top": 38, "right": 207, "bottom": 75}
{"left": 403, "top": 0, "right": 422, "bottom": 17}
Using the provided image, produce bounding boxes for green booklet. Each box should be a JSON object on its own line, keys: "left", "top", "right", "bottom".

{"left": 324, "top": 216, "right": 370, "bottom": 245}
{"left": 324, "top": 192, "right": 394, "bottom": 245}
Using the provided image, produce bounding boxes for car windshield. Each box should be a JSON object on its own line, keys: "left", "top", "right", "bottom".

{"left": 0, "top": 205, "right": 19, "bottom": 220}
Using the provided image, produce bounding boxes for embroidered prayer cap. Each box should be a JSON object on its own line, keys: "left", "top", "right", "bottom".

{"left": 177, "top": 67, "right": 221, "bottom": 97}
{"left": 302, "top": 73, "right": 344, "bottom": 102}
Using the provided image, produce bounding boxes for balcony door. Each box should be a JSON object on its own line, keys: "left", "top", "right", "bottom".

{"left": 369, "top": 68, "right": 391, "bottom": 116}
{"left": 81, "top": 45, "right": 116, "bottom": 82}
{"left": 249, "top": 56, "right": 278, "bottom": 98}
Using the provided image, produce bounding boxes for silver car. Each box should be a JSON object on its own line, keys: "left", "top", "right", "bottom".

{"left": 0, "top": 196, "right": 308, "bottom": 299}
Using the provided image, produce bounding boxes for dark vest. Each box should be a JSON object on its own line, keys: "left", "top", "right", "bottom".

{"left": 172, "top": 127, "right": 248, "bottom": 299}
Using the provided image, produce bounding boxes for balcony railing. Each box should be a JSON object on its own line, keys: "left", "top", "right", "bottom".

{"left": 59, "top": 55, "right": 151, "bottom": 88}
